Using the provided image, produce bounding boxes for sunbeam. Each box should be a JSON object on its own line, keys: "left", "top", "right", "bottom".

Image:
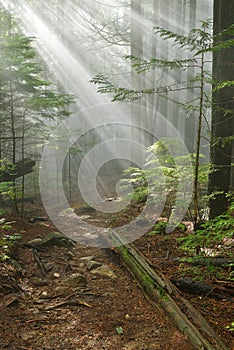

{"left": 0, "top": 0, "right": 214, "bottom": 240}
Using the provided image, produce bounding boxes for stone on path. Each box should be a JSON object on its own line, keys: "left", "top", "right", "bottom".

{"left": 86, "top": 260, "right": 103, "bottom": 271}
{"left": 62, "top": 273, "right": 87, "bottom": 288}
{"left": 90, "top": 265, "right": 117, "bottom": 280}
{"left": 79, "top": 256, "right": 95, "bottom": 263}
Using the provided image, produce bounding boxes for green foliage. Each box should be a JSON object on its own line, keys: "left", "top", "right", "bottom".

{"left": 178, "top": 198, "right": 234, "bottom": 254}
{"left": 0, "top": 24, "right": 74, "bottom": 118}
{"left": 120, "top": 138, "right": 209, "bottom": 220}
{"left": 147, "top": 221, "right": 167, "bottom": 235}
{"left": 0, "top": 160, "right": 15, "bottom": 213}
{"left": 90, "top": 73, "right": 190, "bottom": 102}
{"left": 227, "top": 264, "right": 234, "bottom": 281}
{"left": 0, "top": 219, "right": 22, "bottom": 262}
{"left": 225, "top": 322, "right": 234, "bottom": 332}
{"left": 91, "top": 19, "right": 228, "bottom": 102}
{"left": 125, "top": 55, "right": 196, "bottom": 73}
{"left": 116, "top": 326, "right": 123, "bottom": 335}
{"left": 0, "top": 182, "right": 13, "bottom": 197}
{"left": 0, "top": 8, "right": 74, "bottom": 157}
{"left": 91, "top": 19, "right": 233, "bottom": 226}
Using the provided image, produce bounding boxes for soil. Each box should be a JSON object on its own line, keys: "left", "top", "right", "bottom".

{"left": 133, "top": 232, "right": 234, "bottom": 350}
{"left": 0, "top": 202, "right": 233, "bottom": 350}
{"left": 0, "top": 215, "right": 193, "bottom": 350}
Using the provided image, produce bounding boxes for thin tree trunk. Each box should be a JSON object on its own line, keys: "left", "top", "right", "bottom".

{"left": 193, "top": 51, "right": 205, "bottom": 226}
{"left": 9, "top": 80, "right": 19, "bottom": 214}
{"left": 69, "top": 149, "right": 72, "bottom": 202}
{"left": 21, "top": 110, "right": 26, "bottom": 218}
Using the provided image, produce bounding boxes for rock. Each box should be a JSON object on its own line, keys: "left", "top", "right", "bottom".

{"left": 75, "top": 206, "right": 96, "bottom": 215}
{"left": 43, "top": 232, "right": 74, "bottom": 248}
{"left": 29, "top": 217, "right": 47, "bottom": 223}
{"left": 90, "top": 265, "right": 117, "bottom": 280}
{"left": 86, "top": 260, "right": 102, "bottom": 271}
{"left": 62, "top": 273, "right": 87, "bottom": 288}
{"left": 79, "top": 256, "right": 95, "bottom": 263}
{"left": 24, "top": 238, "right": 43, "bottom": 248}
{"left": 23, "top": 232, "right": 74, "bottom": 250}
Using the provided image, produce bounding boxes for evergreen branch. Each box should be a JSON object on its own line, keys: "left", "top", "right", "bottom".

{"left": 195, "top": 24, "right": 234, "bottom": 55}
{"left": 125, "top": 55, "right": 196, "bottom": 73}
{"left": 195, "top": 39, "right": 234, "bottom": 56}
{"left": 154, "top": 22, "right": 212, "bottom": 51}
{"left": 214, "top": 24, "right": 234, "bottom": 41}
{"left": 154, "top": 26, "right": 194, "bottom": 48}
{"left": 213, "top": 80, "right": 234, "bottom": 91}
{"left": 90, "top": 74, "right": 200, "bottom": 101}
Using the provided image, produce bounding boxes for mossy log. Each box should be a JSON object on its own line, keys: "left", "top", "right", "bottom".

{"left": 106, "top": 232, "right": 228, "bottom": 350}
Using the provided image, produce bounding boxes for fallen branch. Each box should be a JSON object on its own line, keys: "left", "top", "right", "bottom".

{"left": 171, "top": 278, "right": 234, "bottom": 300}
{"left": 33, "top": 250, "right": 47, "bottom": 276}
{"left": 105, "top": 231, "right": 228, "bottom": 350}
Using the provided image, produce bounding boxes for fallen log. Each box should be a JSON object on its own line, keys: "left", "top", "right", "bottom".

{"left": 0, "top": 159, "right": 35, "bottom": 182}
{"left": 104, "top": 231, "right": 228, "bottom": 350}
{"left": 171, "top": 278, "right": 234, "bottom": 300}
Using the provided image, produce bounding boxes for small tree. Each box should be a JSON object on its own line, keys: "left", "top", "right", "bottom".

{"left": 0, "top": 9, "right": 74, "bottom": 213}
{"left": 91, "top": 20, "right": 234, "bottom": 224}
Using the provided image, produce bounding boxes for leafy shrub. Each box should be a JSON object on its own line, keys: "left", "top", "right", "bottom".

{"left": 178, "top": 198, "right": 234, "bottom": 255}
{"left": 0, "top": 219, "right": 22, "bottom": 262}
{"left": 120, "top": 138, "right": 209, "bottom": 220}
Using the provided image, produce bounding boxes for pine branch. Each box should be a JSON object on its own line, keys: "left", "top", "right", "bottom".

{"left": 90, "top": 74, "right": 200, "bottom": 101}
{"left": 213, "top": 80, "right": 234, "bottom": 91}
{"left": 125, "top": 55, "right": 196, "bottom": 73}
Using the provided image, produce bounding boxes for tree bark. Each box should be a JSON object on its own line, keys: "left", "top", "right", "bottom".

{"left": 209, "top": 0, "right": 234, "bottom": 217}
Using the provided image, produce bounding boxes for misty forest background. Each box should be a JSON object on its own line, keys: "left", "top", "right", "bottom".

{"left": 0, "top": 0, "right": 233, "bottom": 251}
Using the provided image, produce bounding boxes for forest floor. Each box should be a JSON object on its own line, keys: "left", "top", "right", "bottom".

{"left": 0, "top": 204, "right": 233, "bottom": 350}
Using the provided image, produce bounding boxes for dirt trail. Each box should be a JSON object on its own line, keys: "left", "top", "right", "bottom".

{"left": 0, "top": 218, "right": 193, "bottom": 350}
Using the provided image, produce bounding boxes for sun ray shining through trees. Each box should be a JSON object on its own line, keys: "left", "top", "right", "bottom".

{"left": 0, "top": 1, "right": 234, "bottom": 349}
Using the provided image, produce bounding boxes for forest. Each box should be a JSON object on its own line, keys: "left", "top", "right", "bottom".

{"left": 0, "top": 0, "right": 233, "bottom": 349}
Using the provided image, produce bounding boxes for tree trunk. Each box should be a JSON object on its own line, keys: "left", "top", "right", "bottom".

{"left": 209, "top": 0, "right": 234, "bottom": 217}
{"left": 131, "top": 0, "right": 143, "bottom": 161}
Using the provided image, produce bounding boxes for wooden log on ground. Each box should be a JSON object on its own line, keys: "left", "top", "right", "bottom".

{"left": 171, "top": 278, "right": 234, "bottom": 300}
{"left": 0, "top": 159, "right": 35, "bottom": 182}
{"left": 104, "top": 231, "right": 228, "bottom": 350}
